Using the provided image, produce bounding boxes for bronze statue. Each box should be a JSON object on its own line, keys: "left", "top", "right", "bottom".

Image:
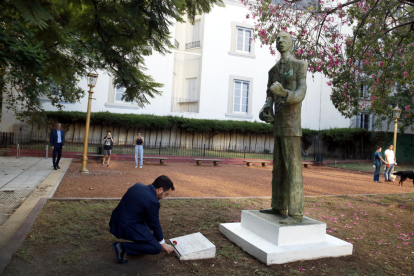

{"left": 259, "top": 32, "right": 308, "bottom": 224}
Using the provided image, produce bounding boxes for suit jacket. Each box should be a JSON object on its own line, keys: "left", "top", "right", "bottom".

{"left": 109, "top": 183, "right": 164, "bottom": 243}
{"left": 266, "top": 56, "right": 308, "bottom": 137}
{"left": 50, "top": 129, "right": 65, "bottom": 147}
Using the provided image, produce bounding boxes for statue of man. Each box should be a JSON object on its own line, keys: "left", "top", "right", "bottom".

{"left": 259, "top": 31, "right": 308, "bottom": 224}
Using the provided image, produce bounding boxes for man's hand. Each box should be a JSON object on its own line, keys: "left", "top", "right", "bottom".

{"left": 51, "top": 146, "right": 54, "bottom": 150}
{"left": 161, "top": 243, "right": 174, "bottom": 254}
{"left": 270, "top": 81, "right": 287, "bottom": 98}
{"left": 62, "top": 146, "right": 65, "bottom": 149}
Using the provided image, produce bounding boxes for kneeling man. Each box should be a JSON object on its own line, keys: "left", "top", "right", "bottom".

{"left": 109, "top": 175, "right": 175, "bottom": 264}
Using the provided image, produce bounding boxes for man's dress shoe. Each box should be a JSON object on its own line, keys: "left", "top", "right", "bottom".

{"left": 112, "top": 242, "right": 128, "bottom": 264}
{"left": 54, "top": 167, "right": 57, "bottom": 170}
{"left": 57, "top": 165, "right": 60, "bottom": 169}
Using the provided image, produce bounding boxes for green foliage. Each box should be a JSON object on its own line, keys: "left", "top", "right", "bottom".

{"left": 1, "top": 0, "right": 224, "bottom": 118}
{"left": 42, "top": 111, "right": 277, "bottom": 134}
{"left": 319, "top": 128, "right": 370, "bottom": 146}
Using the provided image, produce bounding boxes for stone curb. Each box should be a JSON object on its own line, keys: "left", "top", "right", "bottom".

{"left": 0, "top": 198, "right": 48, "bottom": 275}
{"left": 47, "top": 158, "right": 72, "bottom": 198}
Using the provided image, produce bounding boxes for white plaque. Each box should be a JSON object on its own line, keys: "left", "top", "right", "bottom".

{"left": 169, "top": 232, "right": 216, "bottom": 260}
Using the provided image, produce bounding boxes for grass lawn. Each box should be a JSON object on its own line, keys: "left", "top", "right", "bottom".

{"left": 327, "top": 162, "right": 414, "bottom": 173}
{"left": 4, "top": 194, "right": 414, "bottom": 276}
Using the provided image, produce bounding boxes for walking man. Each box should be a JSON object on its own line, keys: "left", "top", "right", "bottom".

{"left": 50, "top": 122, "right": 65, "bottom": 170}
{"left": 384, "top": 144, "right": 396, "bottom": 182}
{"left": 109, "top": 175, "right": 175, "bottom": 264}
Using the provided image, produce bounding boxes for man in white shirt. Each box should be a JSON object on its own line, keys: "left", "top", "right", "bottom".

{"left": 384, "top": 144, "right": 396, "bottom": 182}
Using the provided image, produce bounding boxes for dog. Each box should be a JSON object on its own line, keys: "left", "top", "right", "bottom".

{"left": 392, "top": 171, "right": 414, "bottom": 186}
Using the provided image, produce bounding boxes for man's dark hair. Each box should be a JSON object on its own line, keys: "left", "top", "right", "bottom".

{"left": 152, "top": 175, "right": 175, "bottom": 191}
{"left": 107, "top": 130, "right": 111, "bottom": 133}
{"left": 389, "top": 144, "right": 393, "bottom": 147}
{"left": 376, "top": 145, "right": 381, "bottom": 150}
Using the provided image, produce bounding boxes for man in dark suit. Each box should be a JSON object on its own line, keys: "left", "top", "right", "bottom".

{"left": 259, "top": 32, "right": 308, "bottom": 224}
{"left": 109, "top": 175, "right": 175, "bottom": 264}
{"left": 50, "top": 122, "right": 65, "bottom": 170}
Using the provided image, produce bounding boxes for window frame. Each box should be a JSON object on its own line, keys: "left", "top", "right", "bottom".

{"left": 232, "top": 79, "right": 250, "bottom": 114}
{"left": 229, "top": 22, "right": 256, "bottom": 59}
{"left": 105, "top": 75, "right": 139, "bottom": 109}
{"left": 226, "top": 75, "right": 253, "bottom": 118}
{"left": 236, "top": 27, "right": 252, "bottom": 54}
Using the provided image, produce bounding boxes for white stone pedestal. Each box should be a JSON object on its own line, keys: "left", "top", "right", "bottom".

{"left": 220, "top": 210, "right": 353, "bottom": 265}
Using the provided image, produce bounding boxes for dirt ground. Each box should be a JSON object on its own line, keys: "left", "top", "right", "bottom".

{"left": 54, "top": 160, "right": 414, "bottom": 198}
{"left": 4, "top": 194, "right": 414, "bottom": 276}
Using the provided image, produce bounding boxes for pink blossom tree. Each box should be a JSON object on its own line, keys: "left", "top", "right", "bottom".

{"left": 242, "top": 0, "right": 414, "bottom": 131}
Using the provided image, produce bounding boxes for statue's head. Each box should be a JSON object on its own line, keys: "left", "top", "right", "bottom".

{"left": 276, "top": 32, "right": 293, "bottom": 54}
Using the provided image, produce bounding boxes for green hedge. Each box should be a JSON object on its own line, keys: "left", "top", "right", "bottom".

{"left": 43, "top": 111, "right": 319, "bottom": 136}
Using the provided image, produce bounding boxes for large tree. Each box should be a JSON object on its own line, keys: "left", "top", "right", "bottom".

{"left": 0, "top": 0, "right": 223, "bottom": 120}
{"left": 242, "top": 0, "right": 414, "bottom": 131}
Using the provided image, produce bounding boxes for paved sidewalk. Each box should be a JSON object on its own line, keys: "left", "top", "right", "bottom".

{"left": 0, "top": 157, "right": 70, "bottom": 247}
{"left": 0, "top": 157, "right": 52, "bottom": 226}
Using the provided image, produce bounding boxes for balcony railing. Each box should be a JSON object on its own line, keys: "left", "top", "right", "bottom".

{"left": 185, "top": 41, "right": 200, "bottom": 49}
{"left": 174, "top": 39, "right": 179, "bottom": 49}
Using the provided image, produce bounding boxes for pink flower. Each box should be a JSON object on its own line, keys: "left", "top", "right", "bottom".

{"left": 379, "top": 61, "right": 384, "bottom": 66}
{"left": 298, "top": 267, "right": 306, "bottom": 271}
{"left": 403, "top": 71, "right": 409, "bottom": 77}
{"left": 259, "top": 29, "right": 267, "bottom": 37}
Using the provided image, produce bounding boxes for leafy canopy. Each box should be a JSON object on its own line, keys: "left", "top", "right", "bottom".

{"left": 0, "top": 0, "right": 224, "bottom": 119}
{"left": 242, "top": 0, "right": 414, "bottom": 131}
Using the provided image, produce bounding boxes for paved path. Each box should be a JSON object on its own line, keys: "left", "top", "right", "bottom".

{"left": 0, "top": 157, "right": 71, "bottom": 247}
{"left": 0, "top": 157, "right": 52, "bottom": 216}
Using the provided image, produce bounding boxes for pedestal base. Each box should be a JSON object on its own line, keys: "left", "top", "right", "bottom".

{"left": 220, "top": 211, "right": 352, "bottom": 265}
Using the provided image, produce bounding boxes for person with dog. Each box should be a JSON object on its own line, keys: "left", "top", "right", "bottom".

{"left": 384, "top": 144, "right": 396, "bottom": 182}
{"left": 109, "top": 175, "right": 175, "bottom": 264}
{"left": 374, "top": 146, "right": 388, "bottom": 183}
{"left": 102, "top": 130, "right": 114, "bottom": 167}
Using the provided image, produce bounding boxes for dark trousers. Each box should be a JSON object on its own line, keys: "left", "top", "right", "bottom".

{"left": 271, "top": 136, "right": 304, "bottom": 216}
{"left": 374, "top": 161, "right": 381, "bottom": 181}
{"left": 121, "top": 238, "right": 162, "bottom": 255}
{"left": 52, "top": 144, "right": 62, "bottom": 168}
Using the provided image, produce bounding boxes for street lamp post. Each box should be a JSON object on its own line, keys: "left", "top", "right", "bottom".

{"left": 392, "top": 103, "right": 401, "bottom": 155}
{"left": 79, "top": 71, "right": 99, "bottom": 174}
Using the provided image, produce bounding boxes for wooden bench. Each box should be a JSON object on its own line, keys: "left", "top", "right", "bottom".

{"left": 76, "top": 153, "right": 104, "bottom": 160}
{"left": 193, "top": 158, "right": 222, "bottom": 166}
{"left": 243, "top": 160, "right": 269, "bottom": 167}
{"left": 302, "top": 161, "right": 313, "bottom": 168}
{"left": 143, "top": 157, "right": 169, "bottom": 164}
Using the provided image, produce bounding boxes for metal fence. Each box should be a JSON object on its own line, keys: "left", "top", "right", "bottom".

{"left": 0, "top": 133, "right": 328, "bottom": 161}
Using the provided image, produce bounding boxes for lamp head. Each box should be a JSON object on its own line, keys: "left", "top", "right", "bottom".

{"left": 392, "top": 103, "right": 401, "bottom": 119}
{"left": 87, "top": 71, "right": 99, "bottom": 87}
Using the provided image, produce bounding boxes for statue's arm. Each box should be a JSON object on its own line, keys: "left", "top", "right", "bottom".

{"left": 284, "top": 61, "right": 308, "bottom": 104}
{"left": 266, "top": 71, "right": 273, "bottom": 99}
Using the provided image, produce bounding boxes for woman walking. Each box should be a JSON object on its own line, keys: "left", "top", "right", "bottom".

{"left": 374, "top": 146, "right": 387, "bottom": 183}
{"left": 134, "top": 132, "right": 144, "bottom": 168}
{"left": 102, "top": 130, "right": 114, "bottom": 167}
